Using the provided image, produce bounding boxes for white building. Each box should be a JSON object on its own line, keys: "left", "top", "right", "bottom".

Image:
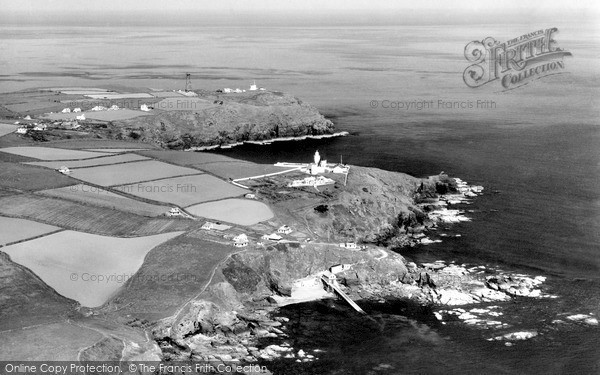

{"left": 140, "top": 104, "right": 151, "bottom": 112}
{"left": 339, "top": 242, "right": 358, "bottom": 249}
{"left": 277, "top": 225, "right": 293, "bottom": 235}
{"left": 330, "top": 264, "right": 352, "bottom": 274}
{"left": 57, "top": 166, "right": 70, "bottom": 175}
{"left": 249, "top": 81, "right": 258, "bottom": 91}
{"left": 261, "top": 233, "right": 282, "bottom": 242}
{"left": 61, "top": 108, "right": 71, "bottom": 113}
{"left": 288, "top": 176, "right": 335, "bottom": 188}
{"left": 73, "top": 108, "right": 82, "bottom": 113}
{"left": 245, "top": 193, "right": 257, "bottom": 199}
{"left": 233, "top": 233, "right": 249, "bottom": 247}
{"left": 108, "top": 105, "right": 119, "bottom": 111}
{"left": 91, "top": 106, "right": 106, "bottom": 111}
{"left": 223, "top": 88, "right": 233, "bottom": 93}
{"left": 76, "top": 114, "right": 86, "bottom": 121}
{"left": 33, "top": 124, "right": 47, "bottom": 131}
{"left": 16, "top": 127, "right": 27, "bottom": 134}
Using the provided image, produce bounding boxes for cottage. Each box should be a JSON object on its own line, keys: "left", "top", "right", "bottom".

{"left": 91, "top": 106, "right": 106, "bottom": 111}
{"left": 61, "top": 108, "right": 71, "bottom": 113}
{"left": 57, "top": 166, "right": 70, "bottom": 175}
{"left": 166, "top": 207, "right": 183, "bottom": 217}
{"left": 76, "top": 114, "right": 86, "bottom": 121}
{"left": 249, "top": 81, "right": 258, "bottom": 91}
{"left": 73, "top": 108, "right": 82, "bottom": 113}
{"left": 245, "top": 193, "right": 257, "bottom": 199}
{"left": 261, "top": 233, "right": 282, "bottom": 242}
{"left": 330, "top": 264, "right": 352, "bottom": 274}
{"left": 33, "top": 124, "right": 47, "bottom": 131}
{"left": 16, "top": 127, "right": 27, "bottom": 134}
{"left": 108, "top": 105, "right": 119, "bottom": 110}
{"left": 277, "top": 225, "right": 293, "bottom": 235}
{"left": 339, "top": 242, "right": 358, "bottom": 249}
{"left": 140, "top": 104, "right": 151, "bottom": 112}
{"left": 233, "top": 233, "right": 248, "bottom": 247}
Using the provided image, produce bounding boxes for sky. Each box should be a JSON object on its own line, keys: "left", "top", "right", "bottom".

{"left": 0, "top": 0, "right": 598, "bottom": 26}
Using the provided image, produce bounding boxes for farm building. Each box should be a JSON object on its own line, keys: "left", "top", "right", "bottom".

{"left": 233, "top": 233, "right": 248, "bottom": 247}
{"left": 140, "top": 104, "right": 151, "bottom": 112}
{"left": 277, "top": 225, "right": 293, "bottom": 235}
{"left": 61, "top": 108, "right": 71, "bottom": 113}
{"left": 261, "top": 233, "right": 282, "bottom": 242}
{"left": 73, "top": 108, "right": 82, "bottom": 113}
{"left": 57, "top": 166, "right": 70, "bottom": 175}
{"left": 201, "top": 221, "right": 231, "bottom": 231}
{"left": 339, "top": 242, "right": 358, "bottom": 249}
{"left": 330, "top": 264, "right": 352, "bottom": 274}
{"left": 76, "top": 114, "right": 86, "bottom": 121}
{"left": 245, "top": 193, "right": 256, "bottom": 199}
{"left": 16, "top": 127, "right": 27, "bottom": 134}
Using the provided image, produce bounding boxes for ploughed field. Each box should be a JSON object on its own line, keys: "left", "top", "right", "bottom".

{"left": 119, "top": 174, "right": 248, "bottom": 206}
{"left": 25, "top": 152, "right": 149, "bottom": 169}
{"left": 68, "top": 160, "right": 201, "bottom": 186}
{"left": 38, "top": 184, "right": 170, "bottom": 217}
{"left": 0, "top": 194, "right": 195, "bottom": 236}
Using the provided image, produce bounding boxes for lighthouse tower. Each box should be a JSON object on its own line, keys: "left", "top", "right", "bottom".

{"left": 313, "top": 151, "right": 321, "bottom": 166}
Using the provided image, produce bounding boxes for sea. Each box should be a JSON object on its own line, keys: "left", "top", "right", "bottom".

{"left": 0, "top": 19, "right": 598, "bottom": 374}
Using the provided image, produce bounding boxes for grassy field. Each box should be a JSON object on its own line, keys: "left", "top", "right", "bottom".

{"left": 0, "top": 194, "right": 197, "bottom": 236}
{"left": 0, "top": 123, "right": 17, "bottom": 137}
{"left": 0, "top": 146, "right": 108, "bottom": 160}
{"left": 194, "top": 160, "right": 289, "bottom": 179}
{"left": 3, "top": 230, "right": 184, "bottom": 307}
{"left": 138, "top": 149, "right": 240, "bottom": 166}
{"left": 0, "top": 322, "right": 103, "bottom": 360}
{"left": 108, "top": 233, "right": 239, "bottom": 320}
{"left": 119, "top": 174, "right": 247, "bottom": 206}
{"left": 42, "top": 138, "right": 159, "bottom": 150}
{"left": 38, "top": 184, "right": 169, "bottom": 217}
{"left": 42, "top": 108, "right": 152, "bottom": 121}
{"left": 0, "top": 162, "right": 75, "bottom": 191}
{"left": 69, "top": 160, "right": 201, "bottom": 186}
{"left": 85, "top": 148, "right": 151, "bottom": 153}
{"left": 26, "top": 153, "right": 149, "bottom": 169}
{"left": 0, "top": 252, "right": 77, "bottom": 331}
{"left": 0, "top": 216, "right": 61, "bottom": 246}
{"left": 187, "top": 198, "right": 274, "bottom": 225}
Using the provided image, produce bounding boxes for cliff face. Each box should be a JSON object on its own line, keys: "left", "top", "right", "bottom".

{"left": 115, "top": 92, "right": 335, "bottom": 148}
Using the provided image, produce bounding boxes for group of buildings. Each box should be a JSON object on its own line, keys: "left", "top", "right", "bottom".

{"left": 221, "top": 81, "right": 266, "bottom": 94}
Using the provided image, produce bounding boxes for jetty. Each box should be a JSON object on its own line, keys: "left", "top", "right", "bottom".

{"left": 320, "top": 274, "right": 366, "bottom": 314}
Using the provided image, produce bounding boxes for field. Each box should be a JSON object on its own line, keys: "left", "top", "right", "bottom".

{"left": 0, "top": 194, "right": 196, "bottom": 236}
{"left": 2, "top": 230, "right": 184, "bottom": 307}
{"left": 153, "top": 97, "right": 213, "bottom": 111}
{"left": 108, "top": 233, "right": 239, "bottom": 320}
{"left": 85, "top": 93, "right": 153, "bottom": 99}
{"left": 86, "top": 148, "right": 150, "bottom": 153}
{"left": 68, "top": 160, "right": 201, "bottom": 186}
{"left": 195, "top": 160, "right": 289, "bottom": 180}
{"left": 138, "top": 149, "right": 240, "bottom": 166}
{"left": 38, "top": 184, "right": 169, "bottom": 217}
{"left": 26, "top": 153, "right": 149, "bottom": 169}
{"left": 0, "top": 216, "right": 61, "bottom": 246}
{"left": 0, "top": 322, "right": 102, "bottom": 360}
{"left": 0, "top": 146, "right": 108, "bottom": 160}
{"left": 0, "top": 123, "right": 17, "bottom": 137}
{"left": 187, "top": 198, "right": 274, "bottom": 225}
{"left": 42, "top": 108, "right": 152, "bottom": 121}
{"left": 0, "top": 252, "right": 77, "bottom": 331}
{"left": 118, "top": 174, "right": 247, "bottom": 206}
{"left": 0, "top": 162, "right": 75, "bottom": 191}
{"left": 42, "top": 139, "right": 158, "bottom": 150}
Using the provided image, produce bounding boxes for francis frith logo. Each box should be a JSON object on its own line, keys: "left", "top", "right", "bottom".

{"left": 463, "top": 28, "right": 572, "bottom": 90}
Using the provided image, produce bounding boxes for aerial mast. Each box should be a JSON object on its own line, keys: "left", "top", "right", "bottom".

{"left": 185, "top": 73, "right": 192, "bottom": 92}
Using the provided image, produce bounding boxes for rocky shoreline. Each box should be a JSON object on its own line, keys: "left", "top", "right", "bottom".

{"left": 145, "top": 174, "right": 584, "bottom": 372}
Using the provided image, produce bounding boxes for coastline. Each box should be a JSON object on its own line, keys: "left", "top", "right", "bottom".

{"left": 185, "top": 131, "right": 350, "bottom": 151}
